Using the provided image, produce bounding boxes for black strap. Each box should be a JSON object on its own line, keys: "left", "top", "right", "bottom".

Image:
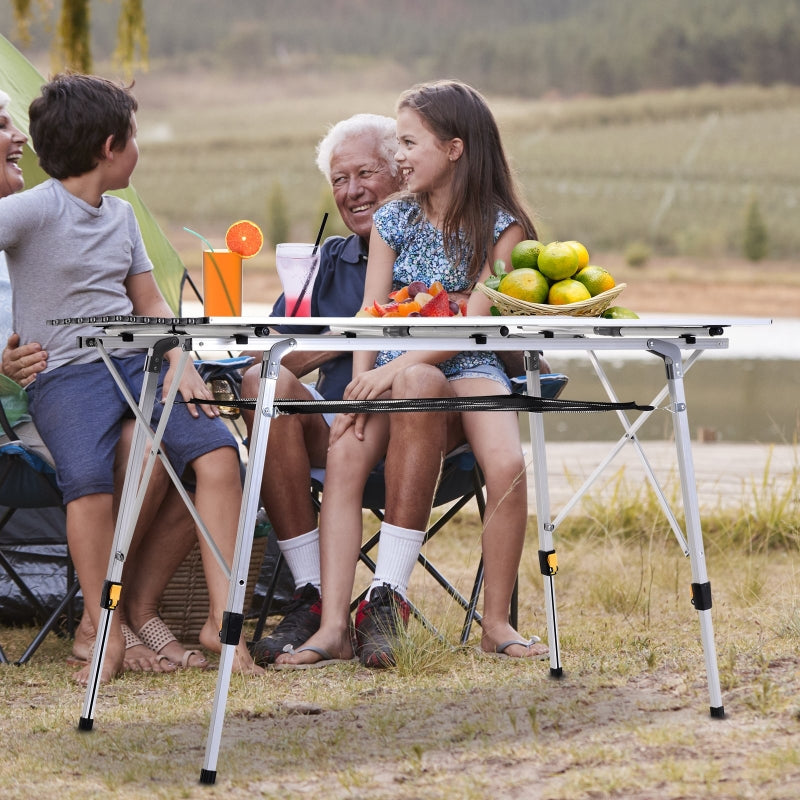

{"left": 184, "top": 394, "right": 653, "bottom": 415}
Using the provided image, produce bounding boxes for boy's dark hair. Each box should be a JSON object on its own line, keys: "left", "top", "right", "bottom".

{"left": 29, "top": 73, "right": 138, "bottom": 180}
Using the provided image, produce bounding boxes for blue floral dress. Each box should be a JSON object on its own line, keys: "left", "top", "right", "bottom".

{"left": 373, "top": 198, "right": 514, "bottom": 379}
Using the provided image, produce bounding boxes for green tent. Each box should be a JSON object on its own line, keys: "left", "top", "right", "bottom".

{"left": 0, "top": 34, "right": 185, "bottom": 314}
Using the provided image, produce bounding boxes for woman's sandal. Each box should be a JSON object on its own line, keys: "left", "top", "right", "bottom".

{"left": 137, "top": 616, "right": 210, "bottom": 670}
{"left": 122, "top": 624, "right": 175, "bottom": 671}
{"left": 66, "top": 623, "right": 172, "bottom": 668}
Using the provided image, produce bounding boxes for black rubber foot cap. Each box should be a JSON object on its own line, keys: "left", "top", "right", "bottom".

{"left": 199, "top": 769, "right": 217, "bottom": 785}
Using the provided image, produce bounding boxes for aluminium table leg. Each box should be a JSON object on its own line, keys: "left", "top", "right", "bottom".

{"left": 648, "top": 339, "right": 724, "bottom": 718}
{"left": 200, "top": 337, "right": 296, "bottom": 784}
{"left": 79, "top": 336, "right": 182, "bottom": 729}
{"left": 525, "top": 351, "right": 562, "bottom": 677}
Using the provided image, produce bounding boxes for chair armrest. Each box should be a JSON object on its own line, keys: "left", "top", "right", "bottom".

{"left": 0, "top": 374, "right": 29, "bottom": 440}
{"left": 0, "top": 397, "right": 15, "bottom": 440}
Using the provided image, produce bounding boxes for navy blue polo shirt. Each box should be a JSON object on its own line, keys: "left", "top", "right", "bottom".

{"left": 270, "top": 234, "right": 368, "bottom": 400}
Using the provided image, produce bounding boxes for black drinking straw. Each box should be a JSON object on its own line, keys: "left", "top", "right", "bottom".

{"left": 289, "top": 212, "right": 328, "bottom": 317}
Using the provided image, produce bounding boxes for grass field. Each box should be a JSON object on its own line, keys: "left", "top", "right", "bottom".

{"left": 126, "top": 72, "right": 800, "bottom": 265}
{"left": 2, "top": 477, "right": 799, "bottom": 798}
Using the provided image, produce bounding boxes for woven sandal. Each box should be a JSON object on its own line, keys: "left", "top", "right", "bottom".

{"left": 67, "top": 623, "right": 171, "bottom": 668}
{"left": 138, "top": 616, "right": 209, "bottom": 670}
{"left": 122, "top": 623, "right": 146, "bottom": 650}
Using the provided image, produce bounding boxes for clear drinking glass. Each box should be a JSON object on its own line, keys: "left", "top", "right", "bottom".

{"left": 275, "top": 243, "right": 321, "bottom": 317}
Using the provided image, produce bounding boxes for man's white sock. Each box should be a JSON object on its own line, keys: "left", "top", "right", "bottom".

{"left": 369, "top": 522, "right": 426, "bottom": 599}
{"left": 277, "top": 528, "right": 321, "bottom": 591}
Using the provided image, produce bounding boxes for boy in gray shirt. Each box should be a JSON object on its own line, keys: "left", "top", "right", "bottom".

{"left": 0, "top": 74, "right": 262, "bottom": 682}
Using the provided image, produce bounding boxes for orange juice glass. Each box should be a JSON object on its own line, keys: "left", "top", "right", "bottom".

{"left": 202, "top": 249, "right": 242, "bottom": 316}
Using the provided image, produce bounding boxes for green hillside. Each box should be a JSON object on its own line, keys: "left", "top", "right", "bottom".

{"left": 3, "top": 0, "right": 800, "bottom": 96}
{"left": 4, "top": 0, "right": 799, "bottom": 260}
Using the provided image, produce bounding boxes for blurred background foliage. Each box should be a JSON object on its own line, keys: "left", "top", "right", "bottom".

{"left": 2, "top": 0, "right": 799, "bottom": 261}
{"left": 4, "top": 0, "right": 800, "bottom": 95}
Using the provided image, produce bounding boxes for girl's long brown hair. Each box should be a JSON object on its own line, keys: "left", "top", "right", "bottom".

{"left": 397, "top": 79, "right": 537, "bottom": 282}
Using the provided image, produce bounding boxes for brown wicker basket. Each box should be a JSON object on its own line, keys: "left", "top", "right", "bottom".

{"left": 159, "top": 535, "right": 268, "bottom": 646}
{"left": 476, "top": 282, "right": 626, "bottom": 317}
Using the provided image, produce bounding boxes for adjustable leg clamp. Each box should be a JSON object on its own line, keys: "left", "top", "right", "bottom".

{"left": 690, "top": 581, "right": 712, "bottom": 611}
{"left": 538, "top": 549, "right": 558, "bottom": 576}
{"left": 219, "top": 611, "right": 244, "bottom": 646}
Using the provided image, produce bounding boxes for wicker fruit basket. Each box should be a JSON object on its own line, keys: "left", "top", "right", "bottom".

{"left": 476, "top": 282, "right": 626, "bottom": 317}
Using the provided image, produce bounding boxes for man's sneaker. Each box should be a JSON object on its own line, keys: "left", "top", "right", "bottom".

{"left": 249, "top": 583, "right": 321, "bottom": 665}
{"left": 354, "top": 583, "right": 410, "bottom": 668}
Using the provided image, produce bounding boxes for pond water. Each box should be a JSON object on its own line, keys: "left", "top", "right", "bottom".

{"left": 537, "top": 317, "right": 799, "bottom": 444}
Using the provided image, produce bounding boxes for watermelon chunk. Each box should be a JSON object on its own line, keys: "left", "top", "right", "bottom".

{"left": 419, "top": 289, "right": 451, "bottom": 317}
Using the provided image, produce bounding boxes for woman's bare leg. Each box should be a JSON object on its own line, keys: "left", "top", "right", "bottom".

{"left": 191, "top": 446, "right": 264, "bottom": 675}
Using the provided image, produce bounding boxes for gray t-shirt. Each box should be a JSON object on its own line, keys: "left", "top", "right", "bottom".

{"left": 0, "top": 179, "right": 152, "bottom": 371}
{"left": 0, "top": 251, "right": 11, "bottom": 348}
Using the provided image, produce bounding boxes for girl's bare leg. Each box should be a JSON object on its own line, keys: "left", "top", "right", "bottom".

{"left": 455, "top": 379, "right": 548, "bottom": 659}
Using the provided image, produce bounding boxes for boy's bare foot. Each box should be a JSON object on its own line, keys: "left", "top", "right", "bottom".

{"left": 66, "top": 613, "right": 95, "bottom": 665}
{"left": 72, "top": 630, "right": 125, "bottom": 686}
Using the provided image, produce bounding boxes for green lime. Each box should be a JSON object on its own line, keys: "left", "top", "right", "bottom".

{"left": 601, "top": 306, "right": 639, "bottom": 319}
{"left": 510, "top": 240, "right": 543, "bottom": 270}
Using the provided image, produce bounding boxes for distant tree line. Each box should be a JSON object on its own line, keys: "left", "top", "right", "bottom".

{"left": 4, "top": 0, "right": 800, "bottom": 96}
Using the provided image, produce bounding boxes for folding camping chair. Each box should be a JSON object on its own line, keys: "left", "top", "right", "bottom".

{"left": 252, "top": 370, "right": 569, "bottom": 647}
{"left": 0, "top": 377, "right": 79, "bottom": 665}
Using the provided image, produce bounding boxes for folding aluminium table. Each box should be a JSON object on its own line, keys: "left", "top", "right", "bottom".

{"left": 56, "top": 314, "right": 769, "bottom": 784}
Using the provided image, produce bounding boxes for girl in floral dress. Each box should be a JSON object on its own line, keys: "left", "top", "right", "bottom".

{"left": 277, "top": 80, "right": 549, "bottom": 667}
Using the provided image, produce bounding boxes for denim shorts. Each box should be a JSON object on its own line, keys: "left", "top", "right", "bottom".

{"left": 447, "top": 362, "right": 512, "bottom": 392}
{"left": 305, "top": 382, "right": 335, "bottom": 428}
{"left": 27, "top": 354, "right": 237, "bottom": 504}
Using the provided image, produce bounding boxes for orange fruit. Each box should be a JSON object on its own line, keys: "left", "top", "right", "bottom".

{"left": 225, "top": 220, "right": 264, "bottom": 258}
{"left": 547, "top": 279, "right": 591, "bottom": 305}
{"left": 395, "top": 300, "right": 422, "bottom": 316}
{"left": 510, "top": 240, "right": 543, "bottom": 270}
{"left": 498, "top": 268, "right": 550, "bottom": 304}
{"left": 537, "top": 241, "right": 580, "bottom": 281}
{"left": 563, "top": 240, "right": 590, "bottom": 270}
{"left": 574, "top": 265, "right": 615, "bottom": 297}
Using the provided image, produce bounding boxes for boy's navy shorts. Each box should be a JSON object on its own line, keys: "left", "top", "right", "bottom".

{"left": 27, "top": 353, "right": 237, "bottom": 504}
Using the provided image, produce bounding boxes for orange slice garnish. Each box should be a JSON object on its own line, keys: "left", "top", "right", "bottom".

{"left": 225, "top": 220, "right": 264, "bottom": 258}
